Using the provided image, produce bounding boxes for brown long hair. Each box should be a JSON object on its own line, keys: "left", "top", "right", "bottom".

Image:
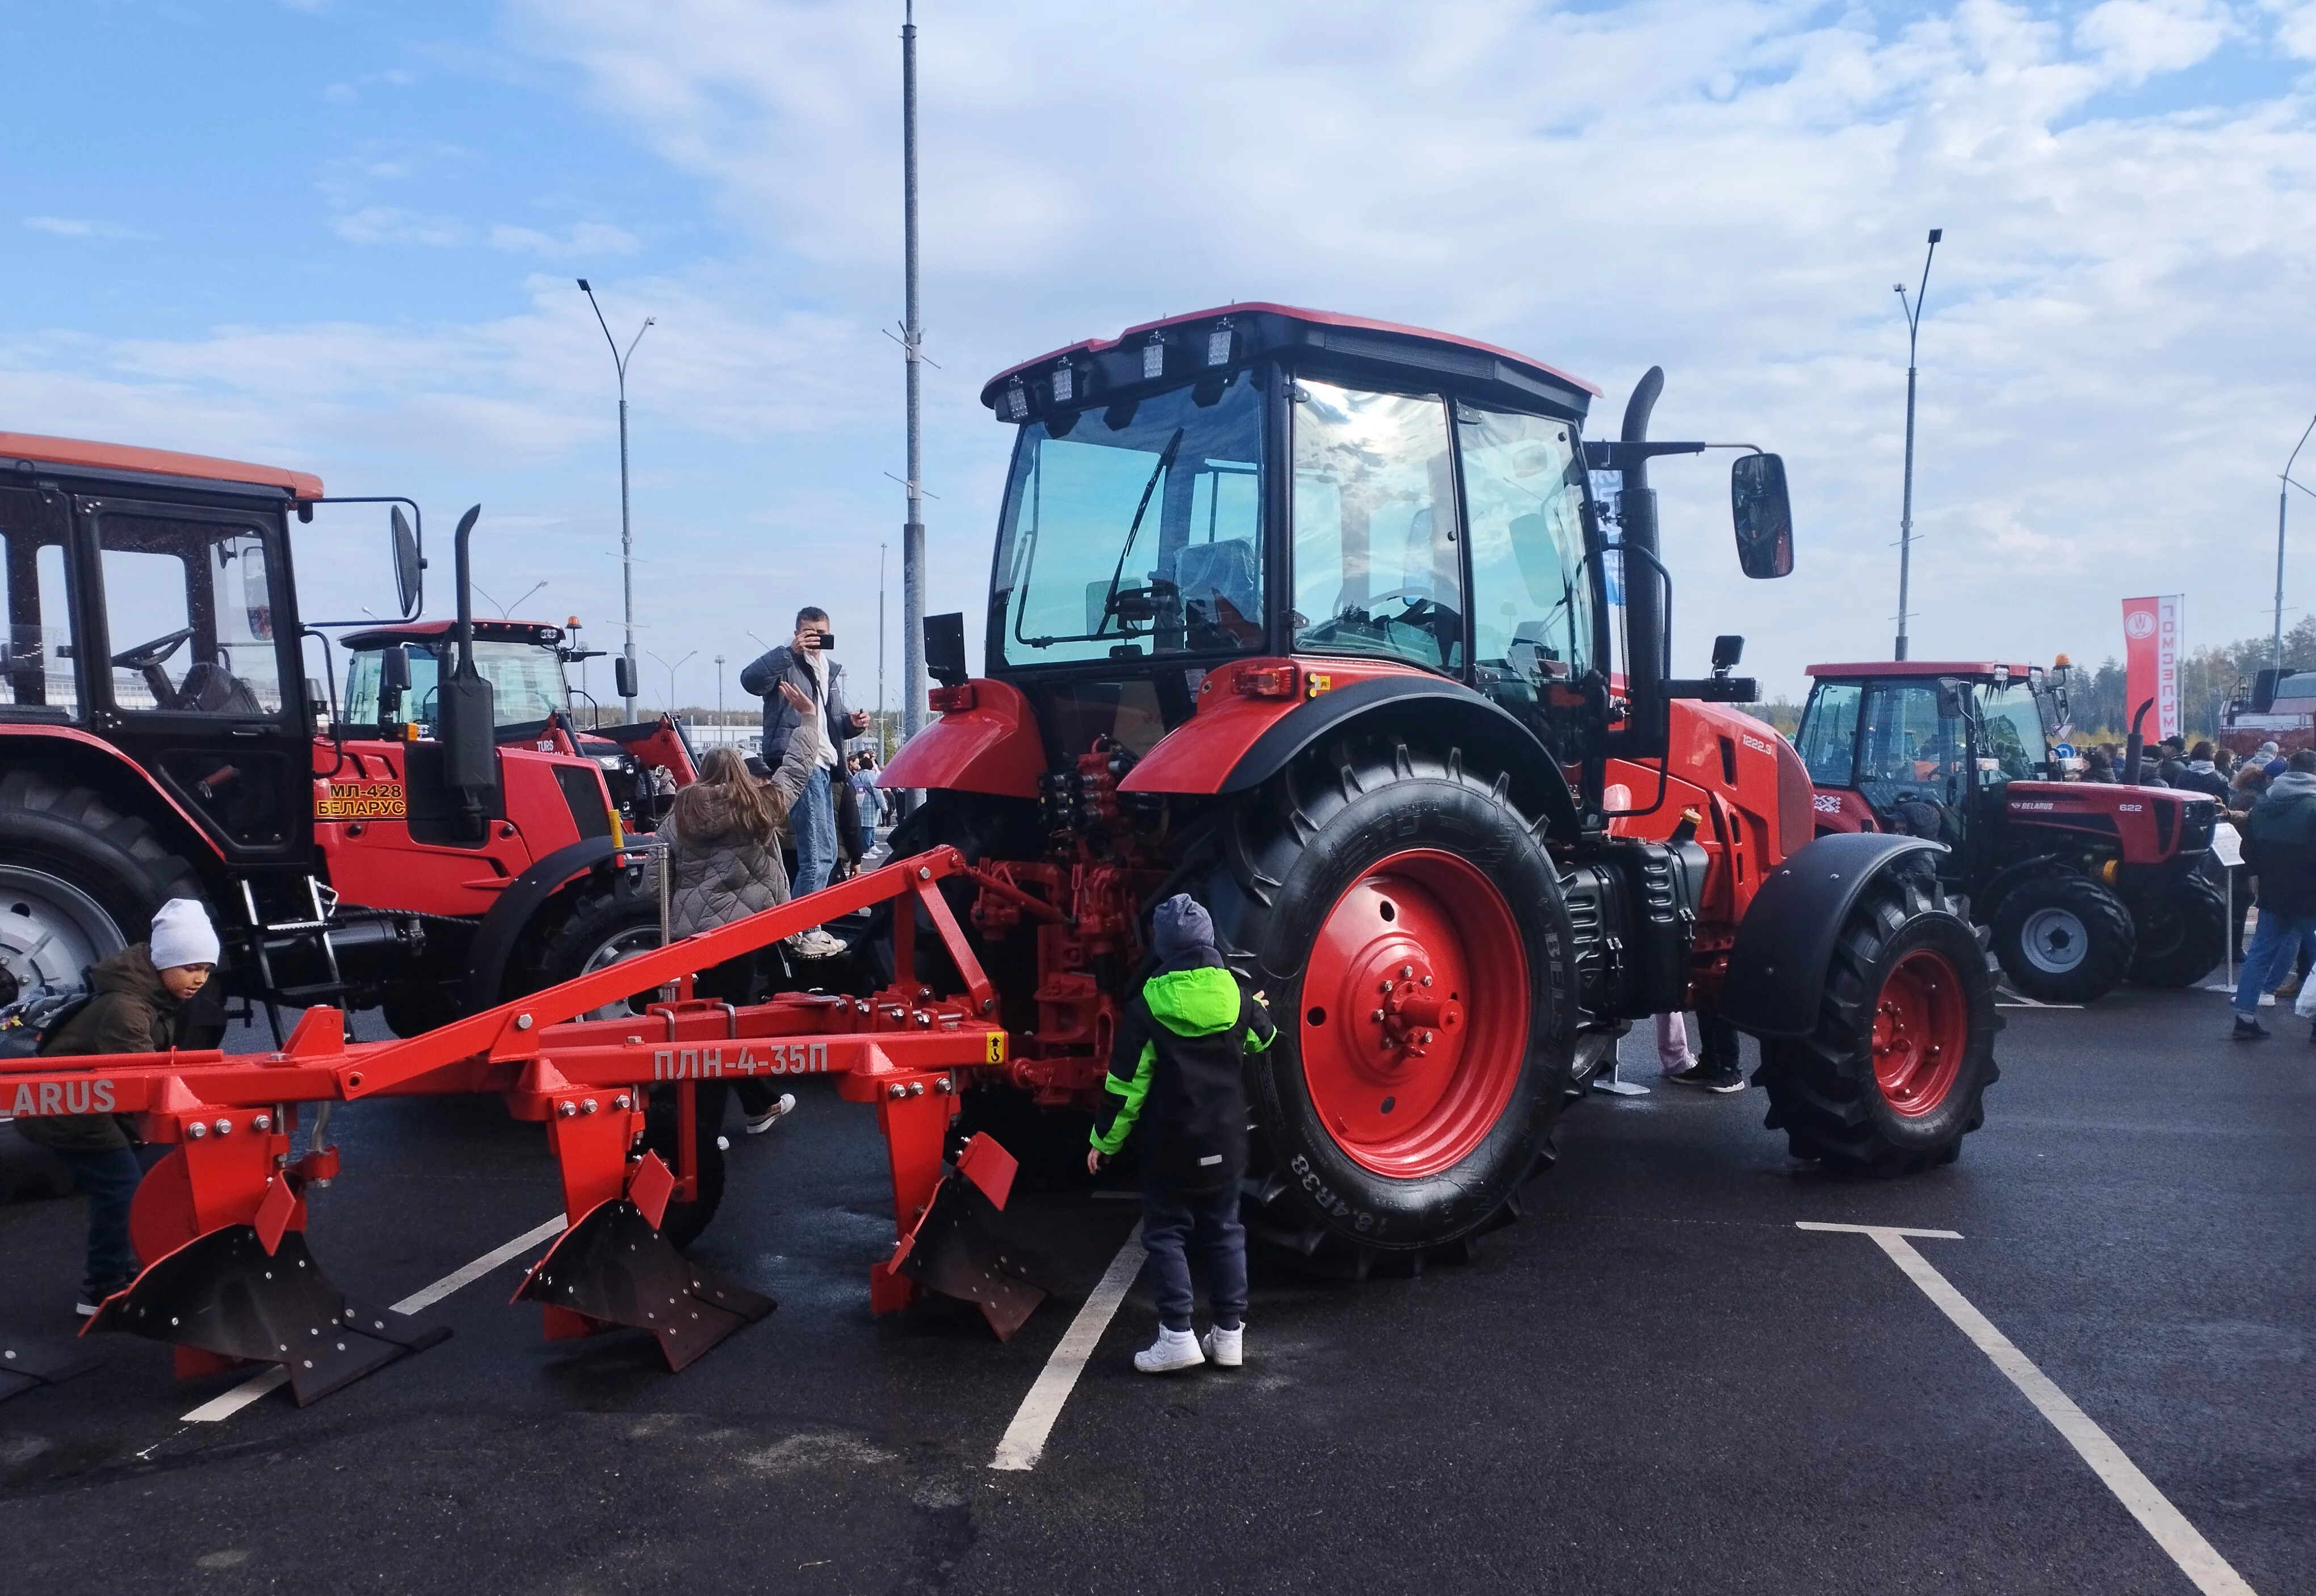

{"left": 672, "top": 745, "right": 785, "bottom": 845}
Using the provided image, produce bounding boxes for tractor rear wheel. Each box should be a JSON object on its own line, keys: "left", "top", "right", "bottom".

{"left": 1757, "top": 873, "right": 1999, "bottom": 1175}
{"left": 2125, "top": 873, "right": 2228, "bottom": 988}
{"left": 1988, "top": 872, "right": 2134, "bottom": 1003}
{"left": 1195, "top": 736, "right": 1577, "bottom": 1268}
{"left": 0, "top": 771, "right": 203, "bottom": 1003}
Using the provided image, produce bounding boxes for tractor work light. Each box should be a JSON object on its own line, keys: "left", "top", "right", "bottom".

{"left": 1004, "top": 377, "right": 1029, "bottom": 422}
{"left": 1052, "top": 360, "right": 1074, "bottom": 405}
{"left": 1234, "top": 663, "right": 1298, "bottom": 699}
{"left": 1143, "top": 333, "right": 1165, "bottom": 380}
{"left": 1207, "top": 319, "right": 1233, "bottom": 368}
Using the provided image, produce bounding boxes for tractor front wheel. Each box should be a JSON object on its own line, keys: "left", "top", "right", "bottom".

{"left": 1198, "top": 736, "right": 1577, "bottom": 1267}
{"left": 517, "top": 867, "right": 664, "bottom": 1019}
{"left": 1988, "top": 872, "right": 2135, "bottom": 1003}
{"left": 2125, "top": 873, "right": 2229, "bottom": 989}
{"left": 1757, "top": 873, "right": 1999, "bottom": 1175}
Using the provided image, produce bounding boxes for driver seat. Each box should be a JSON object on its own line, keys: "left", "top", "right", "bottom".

{"left": 177, "top": 661, "right": 264, "bottom": 715}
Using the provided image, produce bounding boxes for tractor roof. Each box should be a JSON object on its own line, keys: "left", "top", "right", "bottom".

{"left": 345, "top": 620, "right": 565, "bottom": 649}
{"left": 980, "top": 303, "right": 1601, "bottom": 425}
{"left": 0, "top": 431, "right": 325, "bottom": 500}
{"left": 1806, "top": 661, "right": 2034, "bottom": 681}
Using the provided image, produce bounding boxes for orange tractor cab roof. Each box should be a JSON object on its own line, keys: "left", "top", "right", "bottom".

{"left": 0, "top": 431, "right": 325, "bottom": 501}
{"left": 1806, "top": 661, "right": 2035, "bottom": 681}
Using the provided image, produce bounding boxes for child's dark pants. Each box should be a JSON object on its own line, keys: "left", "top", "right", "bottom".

{"left": 1142, "top": 1180, "right": 1246, "bottom": 1333}
{"left": 54, "top": 1145, "right": 142, "bottom": 1289}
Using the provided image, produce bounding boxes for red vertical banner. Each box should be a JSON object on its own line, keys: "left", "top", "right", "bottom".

{"left": 2122, "top": 595, "right": 2183, "bottom": 740}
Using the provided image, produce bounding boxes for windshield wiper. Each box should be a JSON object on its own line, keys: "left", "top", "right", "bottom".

{"left": 1094, "top": 427, "right": 1185, "bottom": 634}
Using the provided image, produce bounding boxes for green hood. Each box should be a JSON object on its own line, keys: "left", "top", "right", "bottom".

{"left": 1143, "top": 964, "right": 1241, "bottom": 1036}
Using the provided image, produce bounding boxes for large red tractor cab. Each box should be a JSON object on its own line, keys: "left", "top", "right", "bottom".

{"left": 338, "top": 617, "right": 697, "bottom": 835}
{"left": 0, "top": 434, "right": 668, "bottom": 1045}
{"left": 878, "top": 304, "right": 2000, "bottom": 1266}
{"left": 1795, "top": 660, "right": 2223, "bottom": 1002}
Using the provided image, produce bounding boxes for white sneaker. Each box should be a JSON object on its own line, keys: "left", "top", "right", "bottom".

{"left": 744, "top": 1093, "right": 797, "bottom": 1135}
{"left": 788, "top": 929, "right": 847, "bottom": 960}
{"left": 1134, "top": 1327, "right": 1205, "bottom": 1374}
{"left": 1199, "top": 1324, "right": 1243, "bottom": 1368}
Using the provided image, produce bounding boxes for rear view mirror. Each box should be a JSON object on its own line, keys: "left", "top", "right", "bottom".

{"left": 614, "top": 655, "right": 638, "bottom": 700}
{"left": 1936, "top": 677, "right": 1967, "bottom": 722}
{"left": 1730, "top": 453, "right": 1794, "bottom": 579}
{"left": 925, "top": 611, "right": 968, "bottom": 687}
{"left": 391, "top": 506, "right": 422, "bottom": 618}
{"left": 380, "top": 642, "right": 412, "bottom": 694}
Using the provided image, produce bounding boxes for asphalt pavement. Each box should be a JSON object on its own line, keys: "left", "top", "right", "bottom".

{"left": 1, "top": 981, "right": 2309, "bottom": 1595}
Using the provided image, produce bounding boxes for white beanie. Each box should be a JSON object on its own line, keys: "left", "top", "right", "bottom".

{"left": 149, "top": 898, "right": 221, "bottom": 971}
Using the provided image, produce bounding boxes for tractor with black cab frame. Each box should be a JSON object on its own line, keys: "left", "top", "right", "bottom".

{"left": 1794, "top": 657, "right": 2223, "bottom": 1005}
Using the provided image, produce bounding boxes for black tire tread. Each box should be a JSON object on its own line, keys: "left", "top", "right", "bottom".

{"left": 1756, "top": 874, "right": 2000, "bottom": 1176}
{"left": 2125, "top": 873, "right": 2229, "bottom": 989}
{"left": 1988, "top": 871, "right": 2135, "bottom": 1003}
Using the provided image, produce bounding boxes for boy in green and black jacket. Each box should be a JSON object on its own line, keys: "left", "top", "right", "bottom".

{"left": 1089, "top": 893, "right": 1274, "bottom": 1374}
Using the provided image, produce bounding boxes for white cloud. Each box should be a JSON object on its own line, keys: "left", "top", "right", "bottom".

{"left": 2074, "top": 0, "right": 2234, "bottom": 83}
{"left": 488, "top": 220, "right": 641, "bottom": 257}
{"left": 333, "top": 204, "right": 468, "bottom": 247}
{"left": 23, "top": 216, "right": 139, "bottom": 239}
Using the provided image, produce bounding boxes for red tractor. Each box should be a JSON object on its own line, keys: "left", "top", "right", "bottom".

{"left": 1795, "top": 660, "right": 2224, "bottom": 1003}
{"left": 0, "top": 433, "right": 690, "bottom": 1045}
{"left": 873, "top": 304, "right": 2004, "bottom": 1265}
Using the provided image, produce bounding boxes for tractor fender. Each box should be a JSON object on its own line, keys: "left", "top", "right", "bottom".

{"left": 0, "top": 724, "right": 229, "bottom": 868}
{"left": 880, "top": 678, "right": 1043, "bottom": 799}
{"left": 1123, "top": 667, "right": 1583, "bottom": 838}
{"left": 1973, "top": 854, "right": 2075, "bottom": 923}
{"left": 1719, "top": 833, "right": 1948, "bottom": 1039}
{"left": 458, "top": 836, "right": 631, "bottom": 1013}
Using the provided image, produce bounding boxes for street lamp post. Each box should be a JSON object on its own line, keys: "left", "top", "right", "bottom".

{"left": 1893, "top": 227, "right": 1942, "bottom": 662}
{"left": 578, "top": 279, "right": 654, "bottom": 721}
{"left": 899, "top": 1, "right": 928, "bottom": 778}
{"left": 649, "top": 650, "right": 695, "bottom": 717}
{"left": 472, "top": 578, "right": 547, "bottom": 619}
{"left": 2274, "top": 416, "right": 2316, "bottom": 676}
{"left": 714, "top": 653, "right": 725, "bottom": 745}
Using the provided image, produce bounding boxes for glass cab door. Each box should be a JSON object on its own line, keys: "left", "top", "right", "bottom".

{"left": 75, "top": 495, "right": 307, "bottom": 859}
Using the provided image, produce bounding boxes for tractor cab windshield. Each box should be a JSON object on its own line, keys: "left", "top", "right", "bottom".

{"left": 991, "top": 371, "right": 1265, "bottom": 669}
{"left": 345, "top": 635, "right": 569, "bottom": 734}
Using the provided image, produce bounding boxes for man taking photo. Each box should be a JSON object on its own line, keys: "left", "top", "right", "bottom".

{"left": 740, "top": 606, "right": 870, "bottom": 959}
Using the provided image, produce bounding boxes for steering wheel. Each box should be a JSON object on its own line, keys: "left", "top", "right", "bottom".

{"left": 110, "top": 627, "right": 194, "bottom": 671}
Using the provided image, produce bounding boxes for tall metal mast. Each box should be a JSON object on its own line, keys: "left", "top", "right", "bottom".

{"left": 2275, "top": 415, "right": 2316, "bottom": 676}
{"left": 1893, "top": 228, "right": 1940, "bottom": 663}
{"left": 899, "top": 1, "right": 928, "bottom": 761}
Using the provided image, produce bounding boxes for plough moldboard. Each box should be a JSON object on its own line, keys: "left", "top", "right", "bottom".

{"left": 3, "top": 847, "right": 1060, "bottom": 1406}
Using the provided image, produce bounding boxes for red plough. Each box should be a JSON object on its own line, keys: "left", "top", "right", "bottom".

{"left": 4, "top": 847, "right": 1051, "bottom": 1404}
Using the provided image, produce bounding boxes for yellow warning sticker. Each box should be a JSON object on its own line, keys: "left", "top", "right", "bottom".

{"left": 985, "top": 1031, "right": 1006, "bottom": 1064}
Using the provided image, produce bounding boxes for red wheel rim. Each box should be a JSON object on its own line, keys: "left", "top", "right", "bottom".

{"left": 1298, "top": 850, "right": 1530, "bottom": 1178}
{"left": 1872, "top": 948, "right": 1967, "bottom": 1117}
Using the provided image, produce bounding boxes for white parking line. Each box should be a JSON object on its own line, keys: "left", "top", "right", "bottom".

{"left": 1799, "top": 1222, "right": 2258, "bottom": 1596}
{"left": 989, "top": 1222, "right": 1143, "bottom": 1472}
{"left": 180, "top": 1215, "right": 567, "bottom": 1423}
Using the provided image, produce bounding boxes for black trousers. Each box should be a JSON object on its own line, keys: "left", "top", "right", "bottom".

{"left": 1142, "top": 1180, "right": 1247, "bottom": 1333}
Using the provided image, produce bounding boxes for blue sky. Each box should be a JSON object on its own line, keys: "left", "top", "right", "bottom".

{"left": 7, "top": 0, "right": 2316, "bottom": 708}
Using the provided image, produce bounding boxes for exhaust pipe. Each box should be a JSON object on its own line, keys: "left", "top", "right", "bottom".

{"left": 1618, "top": 367, "right": 1669, "bottom": 759}
{"left": 437, "top": 505, "right": 497, "bottom": 824}
{"left": 2124, "top": 696, "right": 2154, "bottom": 784}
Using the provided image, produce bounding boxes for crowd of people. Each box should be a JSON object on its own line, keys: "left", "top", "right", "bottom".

{"left": 2059, "top": 733, "right": 2288, "bottom": 808}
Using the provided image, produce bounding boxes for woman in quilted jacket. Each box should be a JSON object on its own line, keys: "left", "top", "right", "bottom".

{"left": 664, "top": 678, "right": 824, "bottom": 1133}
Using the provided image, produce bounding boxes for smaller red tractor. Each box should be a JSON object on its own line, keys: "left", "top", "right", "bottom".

{"left": 1795, "top": 659, "right": 2225, "bottom": 1003}
{"left": 0, "top": 433, "right": 694, "bottom": 1049}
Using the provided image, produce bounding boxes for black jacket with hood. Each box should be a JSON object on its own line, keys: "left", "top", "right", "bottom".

{"left": 15, "top": 943, "right": 179, "bottom": 1153}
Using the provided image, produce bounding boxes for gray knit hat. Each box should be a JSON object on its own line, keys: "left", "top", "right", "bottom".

{"left": 1152, "top": 893, "right": 1214, "bottom": 960}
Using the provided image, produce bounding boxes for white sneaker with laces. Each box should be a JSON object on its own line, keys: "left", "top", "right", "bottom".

{"left": 791, "top": 929, "right": 847, "bottom": 960}
{"left": 1134, "top": 1327, "right": 1205, "bottom": 1374}
{"left": 1199, "top": 1324, "right": 1243, "bottom": 1368}
{"left": 745, "top": 1093, "right": 798, "bottom": 1135}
